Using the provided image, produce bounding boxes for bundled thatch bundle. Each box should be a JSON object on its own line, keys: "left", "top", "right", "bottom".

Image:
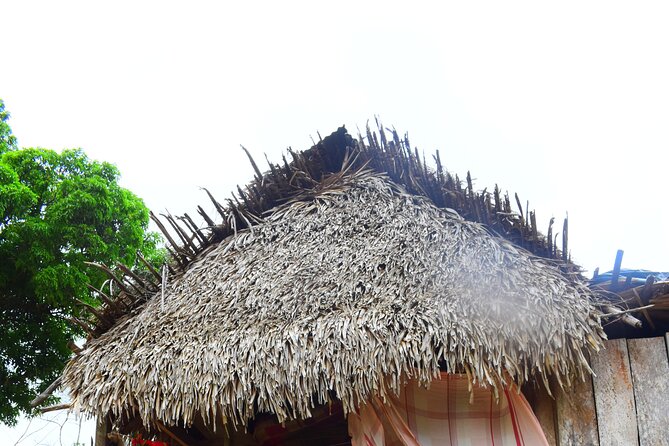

{"left": 61, "top": 126, "right": 605, "bottom": 431}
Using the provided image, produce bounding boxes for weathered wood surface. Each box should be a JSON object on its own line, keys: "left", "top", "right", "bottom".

{"left": 524, "top": 383, "right": 557, "bottom": 446}
{"left": 556, "top": 374, "right": 599, "bottom": 446}
{"left": 95, "top": 416, "right": 108, "bottom": 446}
{"left": 590, "top": 338, "right": 639, "bottom": 446}
{"left": 628, "top": 336, "right": 669, "bottom": 446}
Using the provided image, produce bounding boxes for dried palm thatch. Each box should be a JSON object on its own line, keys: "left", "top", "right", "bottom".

{"left": 73, "top": 126, "right": 583, "bottom": 340}
{"left": 61, "top": 126, "right": 605, "bottom": 429}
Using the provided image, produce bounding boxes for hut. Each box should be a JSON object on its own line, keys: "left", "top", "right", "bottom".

{"left": 45, "top": 126, "right": 619, "bottom": 445}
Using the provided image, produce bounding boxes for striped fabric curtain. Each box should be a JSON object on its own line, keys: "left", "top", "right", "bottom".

{"left": 348, "top": 373, "right": 549, "bottom": 446}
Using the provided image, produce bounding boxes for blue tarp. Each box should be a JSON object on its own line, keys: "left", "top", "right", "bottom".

{"left": 591, "top": 268, "right": 669, "bottom": 286}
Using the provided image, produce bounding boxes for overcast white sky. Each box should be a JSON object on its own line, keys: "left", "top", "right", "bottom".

{"left": 2, "top": 1, "right": 668, "bottom": 443}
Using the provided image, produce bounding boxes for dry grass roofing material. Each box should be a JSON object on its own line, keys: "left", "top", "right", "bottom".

{"left": 62, "top": 169, "right": 605, "bottom": 429}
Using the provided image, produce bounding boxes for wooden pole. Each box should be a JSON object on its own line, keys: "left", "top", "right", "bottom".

{"left": 156, "top": 421, "right": 189, "bottom": 446}
{"left": 30, "top": 377, "right": 61, "bottom": 407}
{"left": 40, "top": 403, "right": 70, "bottom": 413}
{"left": 95, "top": 416, "right": 109, "bottom": 446}
{"left": 610, "top": 249, "right": 624, "bottom": 291}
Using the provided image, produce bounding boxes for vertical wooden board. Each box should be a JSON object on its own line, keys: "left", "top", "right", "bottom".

{"left": 590, "top": 338, "right": 639, "bottom": 446}
{"left": 523, "top": 383, "right": 557, "bottom": 446}
{"left": 556, "top": 374, "right": 599, "bottom": 446}
{"left": 94, "top": 416, "right": 108, "bottom": 446}
{"left": 628, "top": 336, "right": 669, "bottom": 446}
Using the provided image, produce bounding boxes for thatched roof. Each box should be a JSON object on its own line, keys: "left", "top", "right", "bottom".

{"left": 61, "top": 126, "right": 605, "bottom": 429}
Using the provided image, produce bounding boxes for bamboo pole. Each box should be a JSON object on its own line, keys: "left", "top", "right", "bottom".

{"left": 40, "top": 403, "right": 70, "bottom": 413}
{"left": 30, "top": 377, "right": 62, "bottom": 407}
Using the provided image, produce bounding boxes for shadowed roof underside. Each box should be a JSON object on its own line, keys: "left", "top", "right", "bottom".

{"left": 62, "top": 165, "right": 604, "bottom": 428}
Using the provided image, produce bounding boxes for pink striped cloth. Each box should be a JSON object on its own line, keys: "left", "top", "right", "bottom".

{"left": 348, "top": 373, "right": 548, "bottom": 446}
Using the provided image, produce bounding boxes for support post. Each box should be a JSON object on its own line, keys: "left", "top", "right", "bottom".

{"left": 95, "top": 416, "right": 109, "bottom": 446}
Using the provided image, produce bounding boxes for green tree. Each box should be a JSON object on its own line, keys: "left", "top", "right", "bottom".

{"left": 0, "top": 99, "right": 18, "bottom": 153}
{"left": 0, "top": 100, "right": 162, "bottom": 424}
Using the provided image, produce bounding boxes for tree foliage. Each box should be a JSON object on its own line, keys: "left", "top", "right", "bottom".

{"left": 0, "top": 100, "right": 17, "bottom": 153}
{"left": 0, "top": 100, "right": 162, "bottom": 425}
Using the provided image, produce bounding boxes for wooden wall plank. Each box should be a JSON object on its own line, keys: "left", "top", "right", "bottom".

{"left": 556, "top": 374, "right": 599, "bottom": 446}
{"left": 523, "top": 383, "right": 557, "bottom": 446}
{"left": 590, "top": 338, "right": 639, "bottom": 446}
{"left": 628, "top": 336, "right": 669, "bottom": 446}
{"left": 95, "top": 416, "right": 108, "bottom": 446}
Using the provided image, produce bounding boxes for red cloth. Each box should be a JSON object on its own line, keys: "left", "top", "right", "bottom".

{"left": 349, "top": 374, "right": 549, "bottom": 446}
{"left": 131, "top": 438, "right": 167, "bottom": 446}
